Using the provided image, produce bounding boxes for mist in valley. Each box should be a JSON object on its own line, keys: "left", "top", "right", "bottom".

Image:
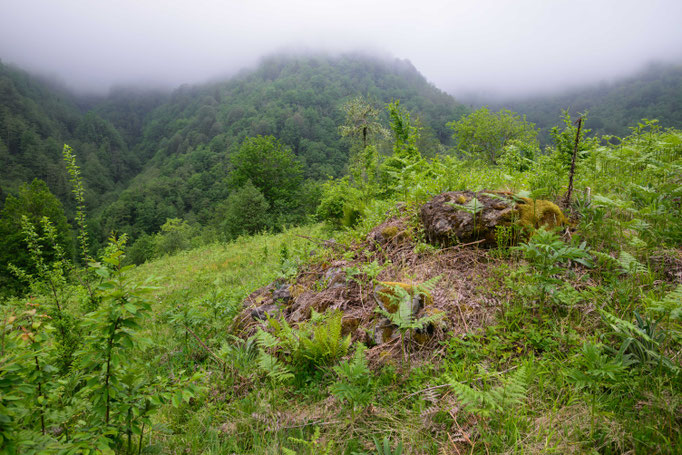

{"left": 2, "top": 0, "right": 681, "bottom": 98}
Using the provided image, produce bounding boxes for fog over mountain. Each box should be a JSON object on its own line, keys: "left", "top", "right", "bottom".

{"left": 2, "top": 0, "right": 681, "bottom": 96}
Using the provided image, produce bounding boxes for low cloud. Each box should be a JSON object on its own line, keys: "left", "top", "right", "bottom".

{"left": 1, "top": 0, "right": 681, "bottom": 96}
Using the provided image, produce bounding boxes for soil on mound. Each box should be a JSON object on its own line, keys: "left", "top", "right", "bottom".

{"left": 232, "top": 215, "right": 509, "bottom": 365}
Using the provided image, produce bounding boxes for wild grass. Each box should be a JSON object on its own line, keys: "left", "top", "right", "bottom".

{"left": 3, "top": 122, "right": 681, "bottom": 454}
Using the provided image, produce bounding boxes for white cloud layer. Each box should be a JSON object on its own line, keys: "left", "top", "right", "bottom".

{"left": 2, "top": 0, "right": 681, "bottom": 95}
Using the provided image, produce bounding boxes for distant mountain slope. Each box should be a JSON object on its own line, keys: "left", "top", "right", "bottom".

{"left": 485, "top": 62, "right": 682, "bottom": 142}
{"left": 89, "top": 87, "right": 169, "bottom": 149}
{"left": 98, "top": 53, "right": 468, "bottom": 238}
{"left": 0, "top": 61, "right": 142, "bottom": 211}
{"left": 133, "top": 53, "right": 467, "bottom": 179}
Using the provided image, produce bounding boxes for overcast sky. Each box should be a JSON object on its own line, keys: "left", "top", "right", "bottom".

{"left": 1, "top": 0, "right": 681, "bottom": 97}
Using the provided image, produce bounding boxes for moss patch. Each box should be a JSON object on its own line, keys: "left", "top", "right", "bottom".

{"left": 517, "top": 198, "right": 568, "bottom": 230}
{"left": 380, "top": 225, "right": 400, "bottom": 239}
{"left": 375, "top": 281, "right": 433, "bottom": 313}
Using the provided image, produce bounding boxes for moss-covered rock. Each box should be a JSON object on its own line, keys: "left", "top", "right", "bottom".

{"left": 420, "top": 190, "right": 568, "bottom": 247}
{"left": 419, "top": 191, "right": 517, "bottom": 246}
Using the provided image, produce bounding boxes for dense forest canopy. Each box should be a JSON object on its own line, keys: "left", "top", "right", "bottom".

{"left": 1, "top": 54, "right": 681, "bottom": 265}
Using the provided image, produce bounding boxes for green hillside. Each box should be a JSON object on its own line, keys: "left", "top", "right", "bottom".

{"left": 97, "top": 53, "right": 468, "bottom": 240}
{"left": 2, "top": 111, "right": 680, "bottom": 453}
{"left": 0, "top": 61, "right": 143, "bottom": 211}
{"left": 484, "top": 62, "right": 682, "bottom": 143}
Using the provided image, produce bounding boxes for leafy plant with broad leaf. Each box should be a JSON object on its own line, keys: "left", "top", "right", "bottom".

{"left": 515, "top": 228, "right": 592, "bottom": 307}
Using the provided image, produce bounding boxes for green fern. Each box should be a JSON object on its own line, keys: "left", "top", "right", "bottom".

{"left": 617, "top": 250, "right": 647, "bottom": 275}
{"left": 446, "top": 366, "right": 529, "bottom": 418}
{"left": 375, "top": 276, "right": 442, "bottom": 363}
{"left": 330, "top": 344, "right": 372, "bottom": 420}
{"left": 300, "top": 310, "right": 351, "bottom": 366}
{"left": 285, "top": 426, "right": 334, "bottom": 455}
{"left": 255, "top": 327, "right": 285, "bottom": 350}
{"left": 257, "top": 350, "right": 294, "bottom": 384}
{"left": 647, "top": 285, "right": 682, "bottom": 321}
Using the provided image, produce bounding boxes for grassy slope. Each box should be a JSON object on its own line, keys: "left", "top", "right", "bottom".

{"left": 4, "top": 121, "right": 679, "bottom": 455}
{"left": 126, "top": 127, "right": 681, "bottom": 454}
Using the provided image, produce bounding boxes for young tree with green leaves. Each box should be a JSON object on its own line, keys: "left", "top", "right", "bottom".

{"left": 339, "top": 96, "right": 389, "bottom": 187}
{"left": 0, "top": 179, "right": 73, "bottom": 296}
{"left": 230, "top": 135, "right": 303, "bottom": 219}
{"left": 448, "top": 107, "right": 538, "bottom": 164}
{"left": 387, "top": 100, "right": 420, "bottom": 162}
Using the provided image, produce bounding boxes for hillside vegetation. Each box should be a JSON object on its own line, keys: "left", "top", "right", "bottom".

{"left": 2, "top": 92, "right": 681, "bottom": 455}
{"left": 0, "top": 54, "right": 467, "bottom": 257}
{"left": 477, "top": 62, "right": 682, "bottom": 144}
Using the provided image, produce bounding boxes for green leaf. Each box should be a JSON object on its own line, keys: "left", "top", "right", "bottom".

{"left": 124, "top": 303, "right": 138, "bottom": 314}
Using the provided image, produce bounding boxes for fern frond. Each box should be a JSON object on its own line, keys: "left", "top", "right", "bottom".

{"left": 601, "top": 310, "right": 654, "bottom": 343}
{"left": 257, "top": 350, "right": 293, "bottom": 383}
{"left": 489, "top": 365, "right": 529, "bottom": 409}
{"left": 617, "top": 251, "right": 647, "bottom": 275}
{"left": 647, "top": 285, "right": 682, "bottom": 321}
{"left": 446, "top": 366, "right": 529, "bottom": 418}
{"left": 422, "top": 387, "right": 439, "bottom": 404}
{"left": 255, "top": 328, "right": 280, "bottom": 349}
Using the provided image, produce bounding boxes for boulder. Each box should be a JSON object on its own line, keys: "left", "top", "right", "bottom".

{"left": 373, "top": 319, "right": 400, "bottom": 345}
{"left": 323, "top": 266, "right": 346, "bottom": 290}
{"left": 251, "top": 304, "right": 280, "bottom": 321}
{"left": 420, "top": 191, "right": 568, "bottom": 247}
{"left": 272, "top": 284, "right": 293, "bottom": 304}
{"left": 420, "top": 191, "right": 517, "bottom": 246}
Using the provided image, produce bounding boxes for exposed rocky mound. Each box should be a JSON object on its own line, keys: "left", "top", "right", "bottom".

{"left": 233, "top": 191, "right": 567, "bottom": 364}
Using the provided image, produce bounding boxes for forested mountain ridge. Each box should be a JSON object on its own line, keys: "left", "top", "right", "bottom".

{"left": 0, "top": 52, "right": 469, "bottom": 258}
{"left": 0, "top": 61, "right": 143, "bottom": 212}
{"left": 96, "top": 53, "right": 468, "bottom": 239}
{"left": 471, "top": 62, "right": 682, "bottom": 143}
{"left": 129, "top": 53, "right": 466, "bottom": 179}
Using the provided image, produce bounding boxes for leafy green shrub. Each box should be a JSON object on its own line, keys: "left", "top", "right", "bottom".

{"left": 316, "top": 177, "right": 363, "bottom": 228}
{"left": 155, "top": 218, "right": 195, "bottom": 256}
{"left": 126, "top": 233, "right": 156, "bottom": 265}
{"left": 448, "top": 106, "right": 538, "bottom": 164}
{"left": 217, "top": 180, "right": 271, "bottom": 239}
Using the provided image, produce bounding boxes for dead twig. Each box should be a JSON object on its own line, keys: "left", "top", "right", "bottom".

{"left": 186, "top": 325, "right": 225, "bottom": 367}
{"left": 564, "top": 116, "right": 583, "bottom": 206}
